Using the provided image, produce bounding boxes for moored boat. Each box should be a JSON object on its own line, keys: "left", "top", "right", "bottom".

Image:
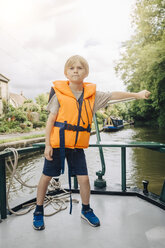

{"left": 103, "top": 116, "right": 124, "bottom": 132}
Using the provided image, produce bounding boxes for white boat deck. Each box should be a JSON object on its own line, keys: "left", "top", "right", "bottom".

{"left": 0, "top": 193, "right": 165, "bottom": 248}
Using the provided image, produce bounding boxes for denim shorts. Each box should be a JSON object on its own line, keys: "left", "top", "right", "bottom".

{"left": 43, "top": 148, "right": 88, "bottom": 177}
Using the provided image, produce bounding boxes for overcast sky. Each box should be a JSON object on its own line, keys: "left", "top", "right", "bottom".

{"left": 0, "top": 0, "right": 135, "bottom": 100}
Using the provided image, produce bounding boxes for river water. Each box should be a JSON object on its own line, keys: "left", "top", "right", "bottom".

{"left": 6, "top": 126, "right": 165, "bottom": 203}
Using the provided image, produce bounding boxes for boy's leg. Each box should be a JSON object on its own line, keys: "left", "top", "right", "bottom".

{"left": 77, "top": 175, "right": 90, "bottom": 205}
{"left": 33, "top": 174, "right": 52, "bottom": 231}
{"left": 33, "top": 148, "right": 61, "bottom": 230}
{"left": 66, "top": 149, "right": 100, "bottom": 227}
{"left": 36, "top": 174, "right": 52, "bottom": 205}
{"left": 77, "top": 175, "right": 100, "bottom": 227}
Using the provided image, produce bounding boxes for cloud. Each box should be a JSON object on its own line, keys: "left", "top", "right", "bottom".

{"left": 0, "top": 0, "right": 135, "bottom": 99}
{"left": 84, "top": 39, "right": 101, "bottom": 48}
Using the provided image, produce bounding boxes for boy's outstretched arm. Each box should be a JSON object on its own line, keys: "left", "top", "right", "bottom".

{"left": 110, "top": 90, "right": 151, "bottom": 101}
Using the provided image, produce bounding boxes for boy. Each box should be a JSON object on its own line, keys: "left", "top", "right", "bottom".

{"left": 33, "top": 55, "right": 150, "bottom": 230}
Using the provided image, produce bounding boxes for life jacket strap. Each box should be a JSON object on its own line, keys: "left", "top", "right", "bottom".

{"left": 54, "top": 121, "right": 91, "bottom": 132}
{"left": 54, "top": 121, "right": 91, "bottom": 175}
{"left": 54, "top": 120, "right": 91, "bottom": 215}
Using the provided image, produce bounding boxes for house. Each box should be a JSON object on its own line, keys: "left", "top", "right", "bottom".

{"left": 0, "top": 74, "right": 10, "bottom": 115}
{"left": 9, "top": 92, "right": 27, "bottom": 108}
{"left": 0, "top": 74, "right": 27, "bottom": 115}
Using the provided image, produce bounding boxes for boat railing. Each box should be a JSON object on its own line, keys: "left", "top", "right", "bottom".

{"left": 0, "top": 114, "right": 165, "bottom": 220}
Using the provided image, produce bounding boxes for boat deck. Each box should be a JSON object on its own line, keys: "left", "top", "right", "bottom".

{"left": 1, "top": 193, "right": 165, "bottom": 248}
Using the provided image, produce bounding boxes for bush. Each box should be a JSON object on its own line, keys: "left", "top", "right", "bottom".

{"left": 2, "top": 101, "right": 15, "bottom": 115}
{"left": 6, "top": 110, "right": 27, "bottom": 123}
{"left": 21, "top": 102, "right": 41, "bottom": 112}
{"left": 0, "top": 126, "right": 9, "bottom": 133}
{"left": 24, "top": 99, "right": 33, "bottom": 104}
{"left": 25, "top": 121, "right": 33, "bottom": 128}
{"left": 13, "top": 126, "right": 23, "bottom": 133}
{"left": 14, "top": 111, "right": 28, "bottom": 122}
{"left": 6, "top": 120, "right": 20, "bottom": 129}
{"left": 33, "top": 121, "right": 45, "bottom": 128}
{"left": 24, "top": 127, "right": 32, "bottom": 132}
{"left": 39, "top": 113, "right": 47, "bottom": 122}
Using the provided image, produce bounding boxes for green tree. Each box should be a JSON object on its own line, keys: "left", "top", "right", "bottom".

{"left": 2, "top": 100, "right": 15, "bottom": 115}
{"left": 35, "top": 93, "right": 49, "bottom": 108}
{"left": 115, "top": 0, "right": 165, "bottom": 127}
{"left": 22, "top": 102, "right": 40, "bottom": 112}
{"left": 96, "top": 111, "right": 108, "bottom": 125}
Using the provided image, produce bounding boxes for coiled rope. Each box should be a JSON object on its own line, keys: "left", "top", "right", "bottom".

{"left": 5, "top": 147, "right": 79, "bottom": 216}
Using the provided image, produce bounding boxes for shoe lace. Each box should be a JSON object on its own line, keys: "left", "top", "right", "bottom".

{"left": 34, "top": 214, "right": 43, "bottom": 221}
{"left": 86, "top": 208, "right": 95, "bottom": 217}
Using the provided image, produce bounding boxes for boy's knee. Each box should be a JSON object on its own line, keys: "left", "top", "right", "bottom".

{"left": 41, "top": 174, "right": 52, "bottom": 182}
{"left": 77, "top": 175, "right": 90, "bottom": 185}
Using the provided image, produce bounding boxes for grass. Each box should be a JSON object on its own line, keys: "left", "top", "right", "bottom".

{"left": 0, "top": 134, "right": 45, "bottom": 144}
{"left": 0, "top": 124, "right": 103, "bottom": 145}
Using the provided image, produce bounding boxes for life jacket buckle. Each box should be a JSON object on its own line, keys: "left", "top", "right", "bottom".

{"left": 87, "top": 124, "right": 91, "bottom": 132}
{"left": 66, "top": 123, "right": 77, "bottom": 131}
{"left": 64, "top": 121, "right": 67, "bottom": 129}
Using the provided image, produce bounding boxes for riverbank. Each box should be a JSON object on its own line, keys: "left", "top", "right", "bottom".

{"left": 0, "top": 136, "right": 45, "bottom": 151}
{"left": 0, "top": 128, "right": 102, "bottom": 151}
{"left": 0, "top": 129, "right": 45, "bottom": 151}
{"left": 0, "top": 129, "right": 45, "bottom": 141}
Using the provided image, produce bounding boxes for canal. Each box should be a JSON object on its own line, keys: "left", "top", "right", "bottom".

{"left": 6, "top": 126, "right": 165, "bottom": 203}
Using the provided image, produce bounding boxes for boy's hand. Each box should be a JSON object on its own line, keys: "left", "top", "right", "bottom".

{"left": 44, "top": 145, "right": 53, "bottom": 161}
{"left": 136, "top": 90, "right": 151, "bottom": 99}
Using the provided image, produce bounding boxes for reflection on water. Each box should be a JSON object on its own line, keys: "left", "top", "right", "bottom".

{"left": 6, "top": 127, "right": 165, "bottom": 202}
{"left": 6, "top": 155, "right": 44, "bottom": 203}
{"left": 129, "top": 127, "right": 165, "bottom": 194}
{"left": 130, "top": 148, "right": 165, "bottom": 194}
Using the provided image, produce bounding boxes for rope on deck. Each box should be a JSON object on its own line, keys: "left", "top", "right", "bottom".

{"left": 5, "top": 147, "right": 79, "bottom": 216}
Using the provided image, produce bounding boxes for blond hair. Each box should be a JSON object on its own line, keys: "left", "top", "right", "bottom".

{"left": 64, "top": 55, "right": 89, "bottom": 77}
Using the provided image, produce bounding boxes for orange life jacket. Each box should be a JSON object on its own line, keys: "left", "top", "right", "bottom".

{"left": 50, "top": 80, "right": 96, "bottom": 149}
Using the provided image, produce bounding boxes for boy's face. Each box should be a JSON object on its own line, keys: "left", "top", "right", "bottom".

{"left": 65, "top": 61, "right": 87, "bottom": 84}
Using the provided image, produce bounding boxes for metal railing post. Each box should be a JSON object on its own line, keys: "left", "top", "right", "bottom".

{"left": 121, "top": 147, "right": 126, "bottom": 191}
{"left": 160, "top": 180, "right": 165, "bottom": 203}
{"left": 0, "top": 158, "right": 7, "bottom": 219}
{"left": 93, "top": 114, "right": 106, "bottom": 188}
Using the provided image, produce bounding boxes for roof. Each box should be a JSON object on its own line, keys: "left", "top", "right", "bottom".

{"left": 9, "top": 93, "right": 27, "bottom": 107}
{"left": 0, "top": 74, "right": 10, "bottom": 83}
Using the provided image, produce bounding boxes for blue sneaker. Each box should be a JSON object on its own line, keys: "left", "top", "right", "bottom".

{"left": 33, "top": 211, "right": 45, "bottom": 230}
{"left": 81, "top": 208, "right": 100, "bottom": 227}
